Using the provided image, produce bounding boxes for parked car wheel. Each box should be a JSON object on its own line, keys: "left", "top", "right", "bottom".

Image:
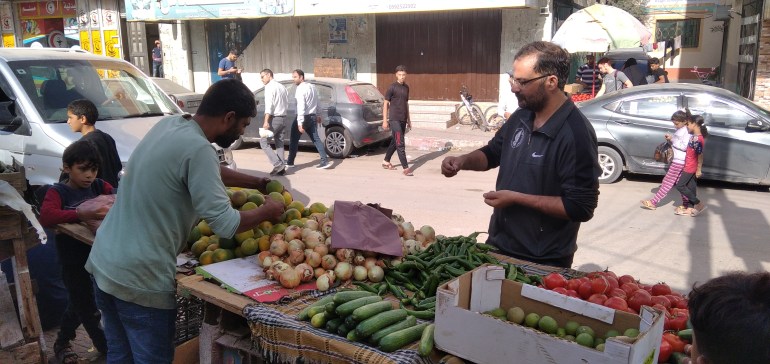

{"left": 325, "top": 126, "right": 353, "bottom": 158}
{"left": 598, "top": 146, "right": 623, "bottom": 184}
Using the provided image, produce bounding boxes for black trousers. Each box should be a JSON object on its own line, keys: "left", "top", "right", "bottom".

{"left": 384, "top": 120, "right": 409, "bottom": 169}
{"left": 56, "top": 264, "right": 107, "bottom": 353}
{"left": 675, "top": 172, "right": 700, "bottom": 206}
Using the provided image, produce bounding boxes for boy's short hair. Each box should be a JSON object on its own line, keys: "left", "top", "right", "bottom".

{"left": 649, "top": 57, "right": 660, "bottom": 65}
{"left": 68, "top": 99, "right": 98, "bottom": 126}
{"left": 196, "top": 79, "right": 256, "bottom": 119}
{"left": 597, "top": 57, "right": 612, "bottom": 66}
{"left": 688, "top": 271, "right": 770, "bottom": 364}
{"left": 293, "top": 69, "right": 305, "bottom": 78}
{"left": 261, "top": 69, "right": 274, "bottom": 77}
{"left": 63, "top": 140, "right": 101, "bottom": 171}
{"left": 395, "top": 65, "right": 407, "bottom": 73}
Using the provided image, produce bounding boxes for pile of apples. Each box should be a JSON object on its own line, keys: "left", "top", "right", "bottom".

{"left": 540, "top": 271, "right": 690, "bottom": 331}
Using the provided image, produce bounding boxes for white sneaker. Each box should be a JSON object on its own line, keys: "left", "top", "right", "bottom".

{"left": 316, "top": 163, "right": 332, "bottom": 169}
{"left": 285, "top": 164, "right": 294, "bottom": 169}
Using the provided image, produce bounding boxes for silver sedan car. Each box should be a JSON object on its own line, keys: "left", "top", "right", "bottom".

{"left": 577, "top": 83, "right": 770, "bottom": 185}
{"left": 151, "top": 77, "right": 202, "bottom": 115}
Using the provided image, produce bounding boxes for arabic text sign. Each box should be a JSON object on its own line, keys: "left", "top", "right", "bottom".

{"left": 126, "top": 0, "right": 294, "bottom": 21}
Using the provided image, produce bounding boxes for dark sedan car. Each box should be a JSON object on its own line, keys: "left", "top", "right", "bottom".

{"left": 241, "top": 78, "right": 391, "bottom": 158}
{"left": 577, "top": 83, "right": 770, "bottom": 185}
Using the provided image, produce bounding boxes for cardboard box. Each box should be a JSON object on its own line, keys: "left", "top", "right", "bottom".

{"left": 564, "top": 83, "right": 584, "bottom": 95}
{"left": 434, "top": 265, "right": 664, "bottom": 364}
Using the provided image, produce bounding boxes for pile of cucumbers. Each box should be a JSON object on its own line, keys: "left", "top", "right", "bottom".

{"left": 297, "top": 290, "right": 435, "bottom": 356}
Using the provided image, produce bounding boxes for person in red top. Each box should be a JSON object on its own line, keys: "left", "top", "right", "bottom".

{"left": 675, "top": 115, "right": 708, "bottom": 217}
{"left": 39, "top": 140, "right": 113, "bottom": 363}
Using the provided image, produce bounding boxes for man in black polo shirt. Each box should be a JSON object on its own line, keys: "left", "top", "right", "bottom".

{"left": 441, "top": 41, "right": 600, "bottom": 268}
{"left": 382, "top": 65, "right": 413, "bottom": 176}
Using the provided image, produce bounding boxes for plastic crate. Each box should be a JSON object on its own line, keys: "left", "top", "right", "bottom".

{"left": 174, "top": 294, "right": 204, "bottom": 345}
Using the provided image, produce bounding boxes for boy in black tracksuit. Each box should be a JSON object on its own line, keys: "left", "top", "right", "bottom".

{"left": 40, "top": 141, "right": 114, "bottom": 363}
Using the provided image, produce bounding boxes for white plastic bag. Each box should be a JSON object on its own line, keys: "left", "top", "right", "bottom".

{"left": 259, "top": 128, "right": 274, "bottom": 138}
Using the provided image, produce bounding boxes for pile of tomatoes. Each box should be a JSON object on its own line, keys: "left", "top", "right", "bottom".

{"left": 570, "top": 93, "right": 594, "bottom": 102}
{"left": 540, "top": 270, "right": 692, "bottom": 363}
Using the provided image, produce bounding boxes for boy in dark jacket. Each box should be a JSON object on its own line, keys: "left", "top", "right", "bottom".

{"left": 62, "top": 99, "right": 122, "bottom": 187}
{"left": 40, "top": 141, "right": 114, "bottom": 363}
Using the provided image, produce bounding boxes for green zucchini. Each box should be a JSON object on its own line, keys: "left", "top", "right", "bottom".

{"left": 337, "top": 323, "right": 351, "bottom": 336}
{"left": 333, "top": 290, "right": 377, "bottom": 304}
{"left": 310, "top": 312, "right": 328, "bottom": 328}
{"left": 296, "top": 295, "right": 335, "bottom": 321}
{"left": 345, "top": 315, "right": 358, "bottom": 328}
{"left": 356, "top": 309, "right": 408, "bottom": 338}
{"left": 370, "top": 316, "right": 418, "bottom": 345}
{"left": 418, "top": 324, "right": 435, "bottom": 357}
{"left": 405, "top": 308, "right": 435, "bottom": 320}
{"left": 306, "top": 305, "right": 327, "bottom": 320}
{"left": 346, "top": 329, "right": 361, "bottom": 342}
{"left": 325, "top": 302, "right": 337, "bottom": 314}
{"left": 335, "top": 295, "right": 383, "bottom": 317}
{"left": 379, "top": 322, "right": 431, "bottom": 352}
{"left": 325, "top": 317, "right": 343, "bottom": 333}
{"left": 352, "top": 301, "right": 394, "bottom": 322}
{"left": 677, "top": 328, "right": 693, "bottom": 341}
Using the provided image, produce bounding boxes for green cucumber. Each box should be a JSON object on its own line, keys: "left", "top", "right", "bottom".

{"left": 310, "top": 312, "right": 328, "bottom": 328}
{"left": 370, "top": 316, "right": 418, "bottom": 346}
{"left": 333, "top": 290, "right": 377, "bottom": 304}
{"left": 296, "top": 295, "right": 335, "bottom": 320}
{"left": 306, "top": 305, "right": 327, "bottom": 320}
{"left": 379, "top": 322, "right": 431, "bottom": 352}
{"left": 335, "top": 295, "right": 383, "bottom": 317}
{"left": 418, "top": 323, "right": 435, "bottom": 357}
{"left": 352, "top": 301, "right": 394, "bottom": 322}
{"left": 325, "top": 317, "right": 343, "bottom": 333}
{"left": 677, "top": 328, "right": 693, "bottom": 341}
{"left": 356, "top": 309, "right": 408, "bottom": 338}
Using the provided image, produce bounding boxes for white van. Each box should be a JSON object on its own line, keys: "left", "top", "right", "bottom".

{"left": 0, "top": 48, "right": 235, "bottom": 188}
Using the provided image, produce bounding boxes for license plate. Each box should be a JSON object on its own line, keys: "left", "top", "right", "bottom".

{"left": 186, "top": 100, "right": 200, "bottom": 108}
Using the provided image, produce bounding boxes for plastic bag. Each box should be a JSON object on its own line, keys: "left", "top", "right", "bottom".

{"left": 76, "top": 194, "right": 116, "bottom": 234}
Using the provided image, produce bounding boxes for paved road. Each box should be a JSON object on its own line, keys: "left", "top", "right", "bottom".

{"left": 232, "top": 143, "right": 770, "bottom": 293}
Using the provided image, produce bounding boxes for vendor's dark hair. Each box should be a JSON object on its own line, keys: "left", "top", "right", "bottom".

{"left": 649, "top": 57, "right": 660, "bottom": 65}
{"left": 197, "top": 78, "right": 256, "bottom": 118}
{"left": 515, "top": 41, "right": 570, "bottom": 89}
{"left": 688, "top": 271, "right": 770, "bottom": 364}
{"left": 63, "top": 140, "right": 101, "bottom": 170}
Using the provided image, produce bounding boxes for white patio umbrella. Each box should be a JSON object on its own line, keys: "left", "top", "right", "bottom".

{"left": 551, "top": 4, "right": 652, "bottom": 53}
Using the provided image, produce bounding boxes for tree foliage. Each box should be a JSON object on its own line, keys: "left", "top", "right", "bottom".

{"left": 606, "top": 0, "right": 649, "bottom": 23}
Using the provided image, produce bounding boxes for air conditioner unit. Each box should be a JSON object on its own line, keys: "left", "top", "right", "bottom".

{"left": 713, "top": 5, "right": 731, "bottom": 21}
{"left": 539, "top": 6, "right": 550, "bottom": 15}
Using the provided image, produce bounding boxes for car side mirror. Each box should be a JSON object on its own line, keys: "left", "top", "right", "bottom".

{"left": 746, "top": 119, "right": 770, "bottom": 132}
{"left": 0, "top": 100, "right": 23, "bottom": 130}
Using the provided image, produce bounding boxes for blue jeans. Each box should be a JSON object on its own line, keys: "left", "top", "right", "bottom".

{"left": 152, "top": 62, "right": 163, "bottom": 78}
{"left": 288, "top": 114, "right": 327, "bottom": 165}
{"left": 92, "top": 279, "right": 175, "bottom": 363}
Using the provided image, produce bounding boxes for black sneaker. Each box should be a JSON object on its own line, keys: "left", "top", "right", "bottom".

{"left": 269, "top": 164, "right": 285, "bottom": 175}
{"left": 316, "top": 163, "right": 332, "bottom": 169}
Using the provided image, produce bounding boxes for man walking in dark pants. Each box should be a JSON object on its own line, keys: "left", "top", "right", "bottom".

{"left": 287, "top": 69, "right": 330, "bottom": 169}
{"left": 382, "top": 65, "right": 413, "bottom": 176}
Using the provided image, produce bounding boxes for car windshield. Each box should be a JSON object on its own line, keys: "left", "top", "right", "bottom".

{"left": 8, "top": 59, "right": 179, "bottom": 123}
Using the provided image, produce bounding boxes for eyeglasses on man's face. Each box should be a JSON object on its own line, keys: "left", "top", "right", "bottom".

{"left": 509, "top": 74, "right": 553, "bottom": 88}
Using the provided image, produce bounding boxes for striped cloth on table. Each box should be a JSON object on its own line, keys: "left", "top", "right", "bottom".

{"left": 244, "top": 303, "right": 431, "bottom": 364}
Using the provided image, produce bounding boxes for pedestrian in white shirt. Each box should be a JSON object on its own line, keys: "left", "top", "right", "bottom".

{"left": 259, "top": 69, "right": 289, "bottom": 175}
{"left": 287, "top": 69, "right": 330, "bottom": 170}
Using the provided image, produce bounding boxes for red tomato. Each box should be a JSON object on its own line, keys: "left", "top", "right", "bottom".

{"left": 578, "top": 280, "right": 594, "bottom": 300}
{"left": 587, "top": 293, "right": 608, "bottom": 306}
{"left": 668, "top": 310, "right": 689, "bottom": 331}
{"left": 604, "top": 296, "right": 629, "bottom": 311}
{"left": 565, "top": 289, "right": 579, "bottom": 298}
{"left": 675, "top": 299, "right": 689, "bottom": 310}
{"left": 552, "top": 287, "right": 568, "bottom": 295}
{"left": 662, "top": 332, "right": 687, "bottom": 353}
{"left": 543, "top": 272, "right": 568, "bottom": 290}
{"left": 658, "top": 338, "right": 673, "bottom": 363}
{"left": 618, "top": 274, "right": 636, "bottom": 285}
{"left": 591, "top": 276, "right": 611, "bottom": 295}
{"left": 627, "top": 289, "right": 652, "bottom": 312}
{"left": 603, "top": 270, "right": 618, "bottom": 280}
{"left": 620, "top": 282, "right": 640, "bottom": 296}
{"left": 608, "top": 288, "right": 627, "bottom": 300}
{"left": 640, "top": 284, "right": 654, "bottom": 294}
{"left": 650, "top": 295, "right": 672, "bottom": 309}
{"left": 606, "top": 276, "right": 619, "bottom": 291}
{"left": 566, "top": 278, "right": 583, "bottom": 292}
{"left": 652, "top": 282, "right": 672, "bottom": 296}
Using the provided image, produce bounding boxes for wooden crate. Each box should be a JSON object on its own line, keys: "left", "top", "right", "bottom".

{"left": 0, "top": 207, "right": 23, "bottom": 242}
{"left": 313, "top": 58, "right": 344, "bottom": 78}
{"left": 0, "top": 161, "right": 26, "bottom": 194}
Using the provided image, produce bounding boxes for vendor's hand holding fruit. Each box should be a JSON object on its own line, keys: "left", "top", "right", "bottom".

{"left": 259, "top": 198, "right": 285, "bottom": 223}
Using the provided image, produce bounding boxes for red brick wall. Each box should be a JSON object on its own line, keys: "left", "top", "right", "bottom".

{"left": 754, "top": 19, "right": 770, "bottom": 109}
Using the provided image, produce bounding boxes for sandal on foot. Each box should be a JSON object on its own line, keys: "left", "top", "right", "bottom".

{"left": 674, "top": 206, "right": 692, "bottom": 216}
{"left": 690, "top": 204, "right": 707, "bottom": 217}
{"left": 54, "top": 343, "right": 79, "bottom": 364}
{"left": 381, "top": 162, "right": 396, "bottom": 170}
{"left": 403, "top": 168, "right": 414, "bottom": 176}
{"left": 640, "top": 200, "right": 656, "bottom": 210}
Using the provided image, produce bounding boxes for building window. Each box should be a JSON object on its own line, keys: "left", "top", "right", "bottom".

{"left": 656, "top": 19, "right": 700, "bottom": 48}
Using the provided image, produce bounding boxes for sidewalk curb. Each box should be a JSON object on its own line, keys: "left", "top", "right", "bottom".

{"left": 405, "top": 135, "right": 487, "bottom": 152}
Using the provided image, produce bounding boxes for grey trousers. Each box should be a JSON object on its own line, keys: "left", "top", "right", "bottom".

{"left": 260, "top": 115, "right": 287, "bottom": 167}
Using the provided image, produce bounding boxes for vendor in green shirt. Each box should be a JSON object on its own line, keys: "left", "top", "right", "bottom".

{"left": 86, "top": 79, "right": 284, "bottom": 363}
